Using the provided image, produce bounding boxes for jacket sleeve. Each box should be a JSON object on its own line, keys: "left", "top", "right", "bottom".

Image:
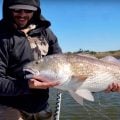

{"left": 46, "top": 28, "right": 62, "bottom": 54}
{"left": 0, "top": 39, "right": 29, "bottom": 96}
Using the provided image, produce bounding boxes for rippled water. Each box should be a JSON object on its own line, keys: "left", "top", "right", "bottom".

{"left": 49, "top": 89, "right": 120, "bottom": 120}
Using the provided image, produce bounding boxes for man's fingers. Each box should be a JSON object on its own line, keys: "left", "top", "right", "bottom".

{"left": 106, "top": 83, "right": 120, "bottom": 92}
{"left": 28, "top": 79, "right": 59, "bottom": 89}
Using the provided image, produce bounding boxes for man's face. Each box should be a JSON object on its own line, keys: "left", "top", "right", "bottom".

{"left": 11, "top": 9, "right": 34, "bottom": 29}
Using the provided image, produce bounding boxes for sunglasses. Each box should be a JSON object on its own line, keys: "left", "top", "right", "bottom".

{"left": 12, "top": 9, "right": 33, "bottom": 13}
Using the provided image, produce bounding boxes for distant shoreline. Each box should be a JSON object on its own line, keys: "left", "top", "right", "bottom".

{"left": 68, "top": 49, "right": 120, "bottom": 59}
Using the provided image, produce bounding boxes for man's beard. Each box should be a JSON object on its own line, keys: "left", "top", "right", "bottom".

{"left": 13, "top": 17, "right": 33, "bottom": 30}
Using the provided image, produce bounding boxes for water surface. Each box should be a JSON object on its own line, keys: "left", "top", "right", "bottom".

{"left": 49, "top": 89, "right": 120, "bottom": 120}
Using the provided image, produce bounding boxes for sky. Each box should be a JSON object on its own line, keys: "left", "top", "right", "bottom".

{"left": 0, "top": 0, "right": 120, "bottom": 52}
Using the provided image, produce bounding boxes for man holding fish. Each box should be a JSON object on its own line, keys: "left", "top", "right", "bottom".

{"left": 0, "top": 0, "right": 120, "bottom": 120}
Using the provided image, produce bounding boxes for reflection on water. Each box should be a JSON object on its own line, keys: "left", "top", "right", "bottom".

{"left": 49, "top": 89, "right": 120, "bottom": 120}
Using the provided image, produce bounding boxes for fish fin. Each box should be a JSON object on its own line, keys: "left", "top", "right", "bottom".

{"left": 75, "top": 89, "right": 94, "bottom": 102}
{"left": 69, "top": 90, "right": 84, "bottom": 105}
{"left": 100, "top": 56, "right": 120, "bottom": 64}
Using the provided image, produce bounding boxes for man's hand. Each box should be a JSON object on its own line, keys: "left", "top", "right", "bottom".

{"left": 28, "top": 76, "right": 59, "bottom": 89}
{"left": 106, "top": 83, "right": 120, "bottom": 92}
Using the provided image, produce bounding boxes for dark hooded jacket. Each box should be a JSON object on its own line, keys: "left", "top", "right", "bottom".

{"left": 0, "top": 0, "right": 62, "bottom": 113}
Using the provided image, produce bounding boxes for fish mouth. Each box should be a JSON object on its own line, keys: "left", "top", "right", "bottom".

{"left": 23, "top": 68, "right": 40, "bottom": 76}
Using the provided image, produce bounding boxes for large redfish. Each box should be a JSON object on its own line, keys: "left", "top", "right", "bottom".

{"left": 23, "top": 53, "right": 120, "bottom": 105}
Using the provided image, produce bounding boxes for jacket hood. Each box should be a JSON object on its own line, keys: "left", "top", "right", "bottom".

{"left": 2, "top": 0, "right": 51, "bottom": 28}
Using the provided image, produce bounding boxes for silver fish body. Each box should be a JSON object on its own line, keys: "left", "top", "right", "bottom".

{"left": 23, "top": 53, "right": 120, "bottom": 105}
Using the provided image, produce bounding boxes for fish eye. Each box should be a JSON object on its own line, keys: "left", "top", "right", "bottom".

{"left": 35, "top": 60, "right": 41, "bottom": 64}
{"left": 35, "top": 61, "right": 39, "bottom": 64}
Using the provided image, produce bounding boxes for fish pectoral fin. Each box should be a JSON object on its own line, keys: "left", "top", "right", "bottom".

{"left": 75, "top": 89, "right": 94, "bottom": 102}
{"left": 69, "top": 90, "right": 84, "bottom": 105}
